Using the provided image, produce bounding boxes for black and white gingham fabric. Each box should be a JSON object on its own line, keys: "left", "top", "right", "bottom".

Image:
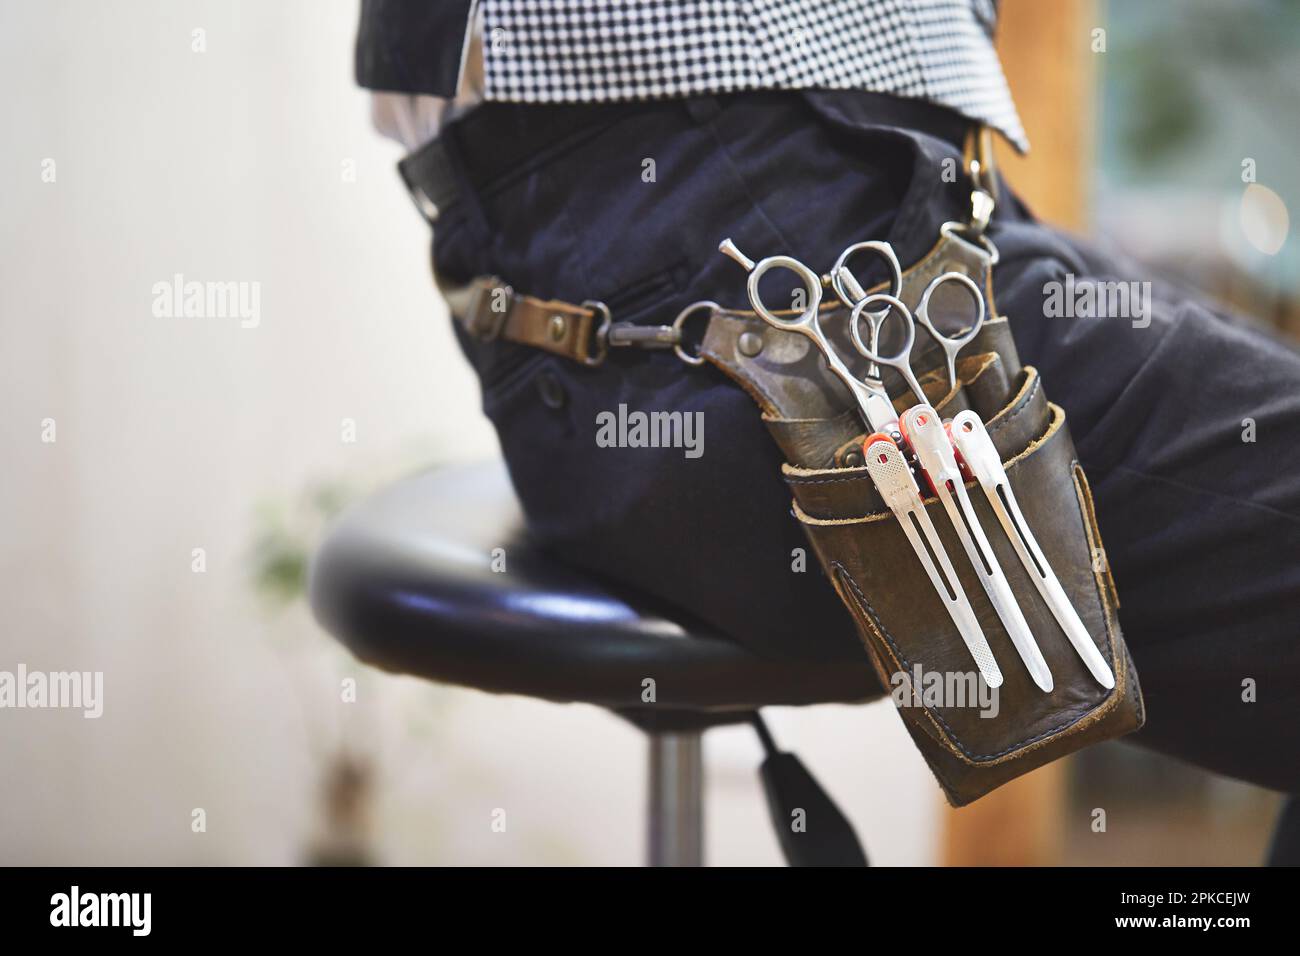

{"left": 480, "top": 0, "right": 1026, "bottom": 150}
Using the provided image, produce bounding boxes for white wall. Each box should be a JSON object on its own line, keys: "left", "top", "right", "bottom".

{"left": 0, "top": 0, "right": 937, "bottom": 865}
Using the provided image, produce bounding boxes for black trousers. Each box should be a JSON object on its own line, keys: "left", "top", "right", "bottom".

{"left": 430, "top": 91, "right": 1300, "bottom": 833}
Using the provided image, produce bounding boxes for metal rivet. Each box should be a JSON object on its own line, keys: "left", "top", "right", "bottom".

{"left": 738, "top": 330, "right": 764, "bottom": 357}
{"left": 535, "top": 370, "right": 567, "bottom": 410}
{"left": 843, "top": 450, "right": 864, "bottom": 468}
{"left": 548, "top": 314, "right": 568, "bottom": 342}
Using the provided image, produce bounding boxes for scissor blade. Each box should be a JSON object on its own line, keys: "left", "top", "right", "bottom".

{"left": 901, "top": 407, "right": 1054, "bottom": 692}
{"left": 864, "top": 437, "right": 1003, "bottom": 688}
{"left": 949, "top": 414, "right": 1114, "bottom": 689}
{"left": 847, "top": 378, "right": 898, "bottom": 433}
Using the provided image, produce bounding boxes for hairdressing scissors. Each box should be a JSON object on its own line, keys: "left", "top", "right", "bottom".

{"left": 831, "top": 247, "right": 1052, "bottom": 691}
{"left": 718, "top": 237, "right": 1004, "bottom": 689}
{"left": 828, "top": 241, "right": 904, "bottom": 386}
{"left": 838, "top": 267, "right": 987, "bottom": 403}
{"left": 717, "top": 238, "right": 897, "bottom": 431}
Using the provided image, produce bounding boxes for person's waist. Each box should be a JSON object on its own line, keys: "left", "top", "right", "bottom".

{"left": 397, "top": 90, "right": 973, "bottom": 225}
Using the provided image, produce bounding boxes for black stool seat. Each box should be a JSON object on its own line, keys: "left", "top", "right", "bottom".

{"left": 309, "top": 461, "right": 876, "bottom": 716}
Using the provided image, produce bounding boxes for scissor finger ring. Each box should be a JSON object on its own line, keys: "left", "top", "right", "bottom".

{"left": 830, "top": 240, "right": 903, "bottom": 308}
{"left": 849, "top": 292, "right": 915, "bottom": 366}
{"left": 915, "top": 271, "right": 986, "bottom": 349}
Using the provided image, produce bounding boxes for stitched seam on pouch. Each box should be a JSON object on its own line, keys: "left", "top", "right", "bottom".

{"left": 1070, "top": 460, "right": 1123, "bottom": 676}
{"left": 787, "top": 472, "right": 874, "bottom": 486}
{"left": 826, "top": 563, "right": 961, "bottom": 762}
{"left": 832, "top": 561, "right": 1109, "bottom": 762}
{"left": 793, "top": 409, "right": 1067, "bottom": 528}
{"left": 788, "top": 374, "right": 1043, "bottom": 490}
{"left": 1132, "top": 652, "right": 1146, "bottom": 725}
{"left": 986, "top": 372, "right": 1042, "bottom": 436}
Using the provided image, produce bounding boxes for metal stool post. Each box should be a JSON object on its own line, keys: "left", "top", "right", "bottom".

{"left": 646, "top": 731, "right": 703, "bottom": 866}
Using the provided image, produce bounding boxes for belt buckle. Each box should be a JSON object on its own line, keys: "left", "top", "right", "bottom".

{"left": 408, "top": 183, "right": 440, "bottom": 224}
{"left": 464, "top": 278, "right": 512, "bottom": 341}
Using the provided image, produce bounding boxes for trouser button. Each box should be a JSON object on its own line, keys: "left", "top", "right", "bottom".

{"left": 535, "top": 369, "right": 567, "bottom": 409}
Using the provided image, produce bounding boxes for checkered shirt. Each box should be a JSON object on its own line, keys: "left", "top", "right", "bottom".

{"left": 479, "top": 0, "right": 1026, "bottom": 150}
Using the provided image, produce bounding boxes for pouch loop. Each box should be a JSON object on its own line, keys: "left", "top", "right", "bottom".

{"left": 462, "top": 277, "right": 513, "bottom": 341}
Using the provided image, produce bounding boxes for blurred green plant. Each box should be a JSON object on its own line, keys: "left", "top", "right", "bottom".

{"left": 249, "top": 480, "right": 352, "bottom": 611}
{"left": 244, "top": 463, "right": 473, "bottom": 864}
{"left": 247, "top": 476, "right": 376, "bottom": 863}
{"left": 1104, "top": 0, "right": 1300, "bottom": 176}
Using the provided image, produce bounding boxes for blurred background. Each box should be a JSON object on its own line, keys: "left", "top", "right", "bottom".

{"left": 0, "top": 0, "right": 1292, "bottom": 865}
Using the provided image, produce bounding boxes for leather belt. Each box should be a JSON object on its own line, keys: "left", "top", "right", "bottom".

{"left": 437, "top": 213, "right": 999, "bottom": 373}
{"left": 438, "top": 272, "right": 707, "bottom": 366}
{"left": 438, "top": 274, "right": 616, "bottom": 365}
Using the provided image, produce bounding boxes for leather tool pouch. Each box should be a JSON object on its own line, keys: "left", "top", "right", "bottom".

{"left": 701, "top": 232, "right": 1145, "bottom": 806}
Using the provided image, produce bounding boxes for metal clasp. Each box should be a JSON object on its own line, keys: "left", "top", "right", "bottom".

{"left": 606, "top": 323, "right": 680, "bottom": 349}
{"left": 671, "top": 301, "right": 719, "bottom": 366}
{"left": 963, "top": 125, "right": 998, "bottom": 238}
{"left": 580, "top": 300, "right": 614, "bottom": 366}
{"left": 584, "top": 301, "right": 719, "bottom": 367}
{"left": 588, "top": 308, "right": 680, "bottom": 367}
{"left": 968, "top": 181, "right": 995, "bottom": 237}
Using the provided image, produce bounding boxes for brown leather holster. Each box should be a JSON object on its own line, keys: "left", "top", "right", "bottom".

{"left": 700, "top": 231, "right": 1145, "bottom": 806}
